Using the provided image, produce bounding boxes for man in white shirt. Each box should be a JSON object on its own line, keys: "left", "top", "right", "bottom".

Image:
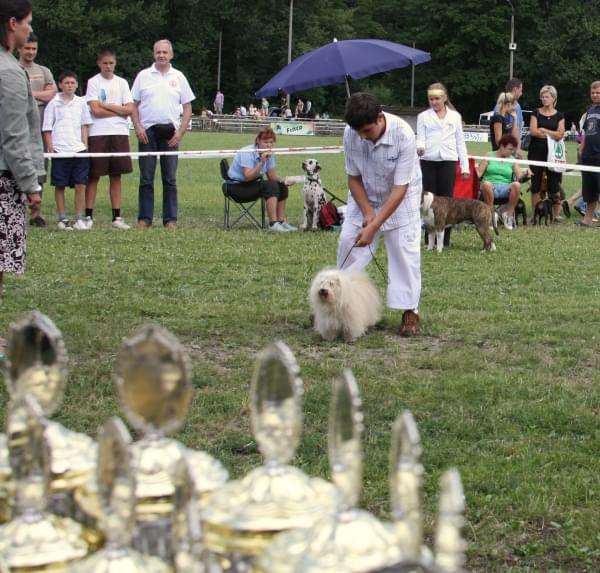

{"left": 337, "top": 92, "right": 422, "bottom": 337}
{"left": 85, "top": 49, "right": 134, "bottom": 230}
{"left": 131, "top": 39, "right": 195, "bottom": 229}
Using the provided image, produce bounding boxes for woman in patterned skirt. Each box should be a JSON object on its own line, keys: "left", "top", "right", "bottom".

{"left": 0, "top": 0, "right": 44, "bottom": 352}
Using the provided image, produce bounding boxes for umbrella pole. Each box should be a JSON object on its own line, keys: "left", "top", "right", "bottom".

{"left": 345, "top": 76, "right": 350, "bottom": 98}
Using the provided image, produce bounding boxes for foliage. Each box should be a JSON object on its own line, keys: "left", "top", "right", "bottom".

{"left": 29, "top": 0, "right": 600, "bottom": 122}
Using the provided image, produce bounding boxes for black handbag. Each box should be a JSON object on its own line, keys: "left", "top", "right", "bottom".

{"left": 152, "top": 123, "right": 176, "bottom": 140}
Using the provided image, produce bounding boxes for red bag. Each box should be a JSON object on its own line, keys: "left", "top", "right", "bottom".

{"left": 319, "top": 201, "right": 340, "bottom": 229}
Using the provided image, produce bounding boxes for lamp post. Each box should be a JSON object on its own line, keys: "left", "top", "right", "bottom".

{"left": 287, "top": 0, "right": 293, "bottom": 107}
{"left": 506, "top": 0, "right": 516, "bottom": 79}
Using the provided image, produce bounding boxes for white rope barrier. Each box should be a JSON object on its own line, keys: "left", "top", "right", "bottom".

{"left": 43, "top": 145, "right": 596, "bottom": 175}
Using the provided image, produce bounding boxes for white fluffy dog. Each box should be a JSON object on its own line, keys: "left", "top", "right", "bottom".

{"left": 309, "top": 269, "right": 381, "bottom": 341}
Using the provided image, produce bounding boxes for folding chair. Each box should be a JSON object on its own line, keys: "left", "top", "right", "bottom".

{"left": 220, "top": 158, "right": 266, "bottom": 230}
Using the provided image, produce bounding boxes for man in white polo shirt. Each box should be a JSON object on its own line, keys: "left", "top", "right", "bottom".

{"left": 131, "top": 39, "right": 195, "bottom": 229}
{"left": 337, "top": 92, "right": 422, "bottom": 337}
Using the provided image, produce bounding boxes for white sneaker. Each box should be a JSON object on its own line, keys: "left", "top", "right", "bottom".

{"left": 280, "top": 221, "right": 298, "bottom": 231}
{"left": 73, "top": 219, "right": 89, "bottom": 230}
{"left": 501, "top": 211, "right": 514, "bottom": 230}
{"left": 111, "top": 217, "right": 131, "bottom": 230}
{"left": 84, "top": 216, "right": 94, "bottom": 229}
{"left": 57, "top": 219, "right": 73, "bottom": 231}
{"left": 268, "top": 222, "right": 291, "bottom": 232}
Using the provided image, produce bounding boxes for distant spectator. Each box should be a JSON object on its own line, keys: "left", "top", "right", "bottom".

{"left": 577, "top": 80, "right": 600, "bottom": 227}
{"left": 528, "top": 85, "right": 565, "bottom": 223}
{"left": 248, "top": 103, "right": 256, "bottom": 116}
{"left": 476, "top": 133, "right": 525, "bottom": 230}
{"left": 131, "top": 39, "right": 195, "bottom": 230}
{"left": 84, "top": 48, "right": 134, "bottom": 230}
{"left": 261, "top": 97, "right": 269, "bottom": 117}
{"left": 213, "top": 90, "right": 224, "bottom": 114}
{"left": 18, "top": 31, "right": 56, "bottom": 227}
{"left": 240, "top": 104, "right": 247, "bottom": 116}
{"left": 490, "top": 92, "right": 519, "bottom": 151}
{"left": 42, "top": 70, "right": 93, "bottom": 230}
{"left": 305, "top": 100, "right": 314, "bottom": 118}
{"left": 294, "top": 98, "right": 305, "bottom": 118}
{"left": 226, "top": 127, "right": 297, "bottom": 232}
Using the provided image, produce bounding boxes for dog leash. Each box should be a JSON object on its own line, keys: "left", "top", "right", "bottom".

{"left": 339, "top": 244, "right": 390, "bottom": 284}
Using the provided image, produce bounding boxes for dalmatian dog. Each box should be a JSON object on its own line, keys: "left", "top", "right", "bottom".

{"left": 301, "top": 158, "right": 327, "bottom": 231}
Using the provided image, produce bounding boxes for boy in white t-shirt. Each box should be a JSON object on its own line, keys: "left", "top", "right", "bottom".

{"left": 85, "top": 49, "right": 135, "bottom": 230}
{"left": 42, "top": 70, "right": 93, "bottom": 230}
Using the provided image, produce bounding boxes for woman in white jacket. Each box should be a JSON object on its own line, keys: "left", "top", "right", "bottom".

{"left": 416, "top": 82, "right": 470, "bottom": 246}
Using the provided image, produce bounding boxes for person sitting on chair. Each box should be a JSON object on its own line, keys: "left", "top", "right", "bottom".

{"left": 227, "top": 127, "right": 297, "bottom": 232}
{"left": 476, "top": 133, "right": 526, "bottom": 230}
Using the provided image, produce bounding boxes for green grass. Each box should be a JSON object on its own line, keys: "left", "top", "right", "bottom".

{"left": 1, "top": 132, "right": 600, "bottom": 571}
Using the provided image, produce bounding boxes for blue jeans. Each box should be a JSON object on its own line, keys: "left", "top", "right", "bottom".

{"left": 138, "top": 126, "right": 178, "bottom": 225}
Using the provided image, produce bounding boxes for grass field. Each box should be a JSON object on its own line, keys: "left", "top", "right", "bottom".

{"left": 1, "top": 132, "right": 599, "bottom": 571}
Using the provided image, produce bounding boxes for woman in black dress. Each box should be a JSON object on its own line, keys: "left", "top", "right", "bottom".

{"left": 528, "top": 85, "right": 566, "bottom": 222}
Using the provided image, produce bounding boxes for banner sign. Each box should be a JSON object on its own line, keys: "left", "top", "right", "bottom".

{"left": 463, "top": 130, "right": 489, "bottom": 143}
{"left": 271, "top": 121, "right": 315, "bottom": 136}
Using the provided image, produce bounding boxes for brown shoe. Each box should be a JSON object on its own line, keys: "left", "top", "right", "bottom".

{"left": 400, "top": 310, "right": 420, "bottom": 337}
{"left": 137, "top": 220, "right": 151, "bottom": 229}
{"left": 165, "top": 222, "right": 177, "bottom": 231}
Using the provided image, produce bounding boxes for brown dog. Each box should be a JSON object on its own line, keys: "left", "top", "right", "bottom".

{"left": 420, "top": 191, "right": 498, "bottom": 252}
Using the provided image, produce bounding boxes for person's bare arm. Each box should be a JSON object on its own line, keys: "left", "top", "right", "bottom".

{"left": 32, "top": 82, "right": 57, "bottom": 104}
{"left": 131, "top": 101, "right": 148, "bottom": 144}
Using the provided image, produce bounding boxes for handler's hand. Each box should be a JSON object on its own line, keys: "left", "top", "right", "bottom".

{"left": 354, "top": 222, "right": 377, "bottom": 247}
{"left": 27, "top": 192, "right": 41, "bottom": 208}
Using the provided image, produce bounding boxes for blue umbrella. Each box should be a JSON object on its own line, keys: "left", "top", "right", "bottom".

{"left": 255, "top": 38, "right": 431, "bottom": 98}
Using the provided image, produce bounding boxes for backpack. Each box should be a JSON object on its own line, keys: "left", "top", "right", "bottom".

{"left": 319, "top": 201, "right": 340, "bottom": 229}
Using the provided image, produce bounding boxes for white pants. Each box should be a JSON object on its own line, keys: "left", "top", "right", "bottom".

{"left": 336, "top": 220, "right": 421, "bottom": 310}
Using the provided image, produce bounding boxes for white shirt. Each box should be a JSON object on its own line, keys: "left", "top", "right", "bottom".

{"left": 344, "top": 112, "right": 422, "bottom": 231}
{"left": 131, "top": 63, "right": 195, "bottom": 129}
{"left": 86, "top": 73, "right": 133, "bottom": 136}
{"left": 42, "top": 94, "right": 93, "bottom": 153}
{"left": 416, "top": 107, "right": 469, "bottom": 174}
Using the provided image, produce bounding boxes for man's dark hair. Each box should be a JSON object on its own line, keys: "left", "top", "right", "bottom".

{"left": 27, "top": 31, "right": 37, "bottom": 43}
{"left": 97, "top": 48, "right": 116, "bottom": 60}
{"left": 344, "top": 92, "right": 382, "bottom": 130}
{"left": 505, "top": 78, "right": 522, "bottom": 92}
{"left": 58, "top": 69, "right": 78, "bottom": 83}
{"left": 0, "top": 0, "right": 32, "bottom": 50}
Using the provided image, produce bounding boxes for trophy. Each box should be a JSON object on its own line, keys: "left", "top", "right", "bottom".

{"left": 202, "top": 341, "right": 338, "bottom": 572}
{"left": 258, "top": 375, "right": 467, "bottom": 572}
{"left": 67, "top": 416, "right": 171, "bottom": 573}
{"left": 0, "top": 311, "right": 96, "bottom": 522}
{"left": 74, "top": 324, "right": 228, "bottom": 563}
{"left": 0, "top": 394, "right": 88, "bottom": 571}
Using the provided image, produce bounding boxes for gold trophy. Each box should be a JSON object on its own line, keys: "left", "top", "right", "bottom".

{"left": 0, "top": 394, "right": 88, "bottom": 571}
{"left": 74, "top": 324, "right": 227, "bottom": 563}
{"left": 202, "top": 341, "right": 338, "bottom": 572}
{"left": 258, "top": 375, "right": 467, "bottom": 572}
{"left": 66, "top": 416, "right": 171, "bottom": 573}
{"left": 0, "top": 311, "right": 96, "bottom": 522}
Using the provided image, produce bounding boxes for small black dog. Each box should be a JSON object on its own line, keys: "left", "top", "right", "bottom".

{"left": 533, "top": 198, "right": 553, "bottom": 225}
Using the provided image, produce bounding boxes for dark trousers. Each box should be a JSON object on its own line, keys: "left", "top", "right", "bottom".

{"left": 421, "top": 159, "right": 456, "bottom": 246}
{"left": 138, "top": 126, "right": 178, "bottom": 225}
